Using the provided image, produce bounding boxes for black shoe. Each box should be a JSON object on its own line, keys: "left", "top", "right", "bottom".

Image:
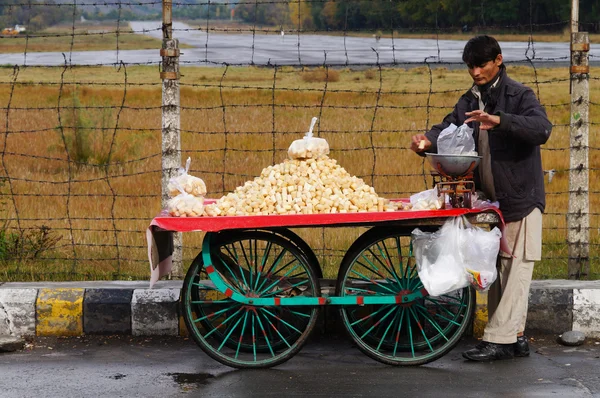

{"left": 514, "top": 336, "right": 530, "bottom": 357}
{"left": 462, "top": 341, "right": 514, "bottom": 361}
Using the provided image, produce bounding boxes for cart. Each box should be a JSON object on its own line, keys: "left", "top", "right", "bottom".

{"left": 148, "top": 202, "right": 502, "bottom": 369}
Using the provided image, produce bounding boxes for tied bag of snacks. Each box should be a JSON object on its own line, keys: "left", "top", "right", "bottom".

{"left": 167, "top": 182, "right": 205, "bottom": 217}
{"left": 167, "top": 157, "right": 207, "bottom": 197}
{"left": 288, "top": 117, "right": 330, "bottom": 160}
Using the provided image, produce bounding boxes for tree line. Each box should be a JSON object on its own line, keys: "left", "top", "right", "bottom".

{"left": 234, "top": 0, "right": 599, "bottom": 33}
{"left": 1, "top": 0, "right": 598, "bottom": 33}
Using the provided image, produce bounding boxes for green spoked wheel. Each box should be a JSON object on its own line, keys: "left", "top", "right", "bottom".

{"left": 336, "top": 227, "right": 475, "bottom": 366}
{"left": 182, "top": 230, "right": 320, "bottom": 368}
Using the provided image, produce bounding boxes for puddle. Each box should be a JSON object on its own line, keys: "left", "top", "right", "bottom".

{"left": 168, "top": 372, "right": 215, "bottom": 386}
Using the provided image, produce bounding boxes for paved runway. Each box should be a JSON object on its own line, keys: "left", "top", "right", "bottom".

{"left": 2, "top": 21, "right": 598, "bottom": 67}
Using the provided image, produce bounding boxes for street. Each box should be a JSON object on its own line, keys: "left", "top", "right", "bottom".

{"left": 1, "top": 333, "right": 599, "bottom": 397}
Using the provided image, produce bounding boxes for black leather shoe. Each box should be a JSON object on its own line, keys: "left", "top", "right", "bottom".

{"left": 462, "top": 341, "right": 514, "bottom": 361}
{"left": 514, "top": 336, "right": 530, "bottom": 357}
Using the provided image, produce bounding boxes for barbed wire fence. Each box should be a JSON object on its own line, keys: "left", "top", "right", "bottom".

{"left": 0, "top": 0, "right": 597, "bottom": 281}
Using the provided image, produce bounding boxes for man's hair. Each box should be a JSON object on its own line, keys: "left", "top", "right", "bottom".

{"left": 462, "top": 35, "right": 502, "bottom": 67}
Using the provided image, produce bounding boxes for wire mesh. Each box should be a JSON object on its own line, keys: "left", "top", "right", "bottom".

{"left": 0, "top": 0, "right": 599, "bottom": 281}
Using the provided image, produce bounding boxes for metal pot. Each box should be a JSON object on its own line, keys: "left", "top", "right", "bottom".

{"left": 425, "top": 153, "right": 482, "bottom": 177}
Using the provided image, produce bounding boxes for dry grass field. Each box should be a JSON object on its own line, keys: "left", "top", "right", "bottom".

{"left": 0, "top": 23, "right": 195, "bottom": 53}
{"left": 0, "top": 63, "right": 598, "bottom": 281}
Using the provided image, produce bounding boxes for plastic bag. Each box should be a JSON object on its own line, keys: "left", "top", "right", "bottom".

{"left": 288, "top": 117, "right": 330, "bottom": 160}
{"left": 437, "top": 123, "right": 476, "bottom": 155}
{"left": 167, "top": 157, "right": 207, "bottom": 197}
{"left": 167, "top": 182, "right": 205, "bottom": 217}
{"left": 459, "top": 219, "right": 501, "bottom": 291}
{"left": 412, "top": 217, "right": 500, "bottom": 296}
{"left": 409, "top": 186, "right": 443, "bottom": 210}
{"left": 412, "top": 219, "right": 468, "bottom": 296}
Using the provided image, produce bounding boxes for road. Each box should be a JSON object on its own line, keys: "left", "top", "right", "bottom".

{"left": 1, "top": 334, "right": 600, "bottom": 397}
{"left": 2, "top": 21, "right": 598, "bottom": 67}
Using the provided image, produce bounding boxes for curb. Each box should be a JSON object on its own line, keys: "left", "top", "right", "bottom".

{"left": 1, "top": 280, "right": 600, "bottom": 338}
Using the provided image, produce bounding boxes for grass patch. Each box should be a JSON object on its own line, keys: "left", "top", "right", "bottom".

{"left": 0, "top": 64, "right": 598, "bottom": 281}
{"left": 0, "top": 22, "right": 193, "bottom": 53}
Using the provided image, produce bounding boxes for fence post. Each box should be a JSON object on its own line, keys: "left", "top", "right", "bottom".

{"left": 567, "top": 3, "right": 590, "bottom": 278}
{"left": 161, "top": 0, "right": 182, "bottom": 277}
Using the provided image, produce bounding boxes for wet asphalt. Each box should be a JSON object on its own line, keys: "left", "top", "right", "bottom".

{"left": 1, "top": 333, "right": 599, "bottom": 397}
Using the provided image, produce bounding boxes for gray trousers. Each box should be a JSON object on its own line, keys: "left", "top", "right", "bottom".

{"left": 483, "top": 208, "right": 543, "bottom": 344}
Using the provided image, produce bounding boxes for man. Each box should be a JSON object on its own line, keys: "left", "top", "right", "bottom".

{"left": 410, "top": 35, "right": 552, "bottom": 361}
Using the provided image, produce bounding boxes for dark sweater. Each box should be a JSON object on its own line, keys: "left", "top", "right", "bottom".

{"left": 424, "top": 70, "right": 552, "bottom": 222}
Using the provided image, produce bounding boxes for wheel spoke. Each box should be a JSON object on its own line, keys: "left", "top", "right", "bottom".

{"left": 408, "top": 307, "right": 434, "bottom": 352}
{"left": 255, "top": 249, "right": 290, "bottom": 293}
{"left": 350, "top": 304, "right": 392, "bottom": 327}
{"left": 349, "top": 268, "right": 397, "bottom": 295}
{"left": 203, "top": 307, "right": 245, "bottom": 338}
{"left": 358, "top": 305, "right": 396, "bottom": 340}
{"left": 260, "top": 307, "right": 303, "bottom": 335}
{"left": 237, "top": 240, "right": 253, "bottom": 291}
{"left": 218, "top": 312, "right": 245, "bottom": 352}
{"left": 355, "top": 256, "right": 391, "bottom": 284}
{"left": 414, "top": 305, "right": 450, "bottom": 342}
{"left": 419, "top": 300, "right": 463, "bottom": 324}
{"left": 193, "top": 303, "right": 239, "bottom": 323}
{"left": 377, "top": 309, "right": 400, "bottom": 352}
{"left": 262, "top": 279, "right": 309, "bottom": 298}
{"left": 235, "top": 312, "right": 250, "bottom": 359}
{"left": 252, "top": 240, "right": 273, "bottom": 291}
{"left": 393, "top": 308, "right": 406, "bottom": 356}
{"left": 370, "top": 240, "right": 403, "bottom": 287}
{"left": 257, "top": 262, "right": 302, "bottom": 296}
{"left": 257, "top": 309, "right": 292, "bottom": 349}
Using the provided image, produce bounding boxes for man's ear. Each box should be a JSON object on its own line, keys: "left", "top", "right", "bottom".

{"left": 495, "top": 54, "right": 503, "bottom": 67}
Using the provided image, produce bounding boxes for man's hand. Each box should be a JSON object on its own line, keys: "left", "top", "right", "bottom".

{"left": 465, "top": 110, "right": 500, "bottom": 130}
{"left": 410, "top": 134, "right": 431, "bottom": 153}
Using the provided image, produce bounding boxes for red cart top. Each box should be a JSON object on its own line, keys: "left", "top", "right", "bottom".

{"left": 147, "top": 200, "right": 504, "bottom": 287}
{"left": 149, "top": 199, "right": 502, "bottom": 233}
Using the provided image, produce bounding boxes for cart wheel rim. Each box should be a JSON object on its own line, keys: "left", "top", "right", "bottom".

{"left": 337, "top": 229, "right": 474, "bottom": 365}
{"left": 183, "top": 231, "right": 320, "bottom": 368}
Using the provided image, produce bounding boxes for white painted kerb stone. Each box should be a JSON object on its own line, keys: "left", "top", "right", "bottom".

{"left": 573, "top": 289, "right": 600, "bottom": 338}
{"left": 131, "top": 289, "right": 180, "bottom": 336}
{"left": 0, "top": 289, "right": 38, "bottom": 337}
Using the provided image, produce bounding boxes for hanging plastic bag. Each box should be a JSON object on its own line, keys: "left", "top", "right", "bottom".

{"left": 167, "top": 157, "right": 207, "bottom": 197}
{"left": 288, "top": 117, "right": 330, "bottom": 160}
{"left": 412, "top": 217, "right": 500, "bottom": 296}
{"left": 459, "top": 219, "right": 501, "bottom": 291}
{"left": 437, "top": 123, "right": 476, "bottom": 155}
{"left": 412, "top": 218, "right": 468, "bottom": 296}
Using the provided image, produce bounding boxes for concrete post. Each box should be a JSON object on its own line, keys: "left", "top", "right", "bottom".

{"left": 161, "top": 0, "right": 182, "bottom": 277}
{"left": 567, "top": 5, "right": 590, "bottom": 278}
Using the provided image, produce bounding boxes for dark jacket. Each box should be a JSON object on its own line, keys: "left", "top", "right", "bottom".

{"left": 425, "top": 70, "right": 552, "bottom": 222}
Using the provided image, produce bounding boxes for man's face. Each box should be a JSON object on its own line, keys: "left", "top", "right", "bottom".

{"left": 467, "top": 54, "right": 503, "bottom": 86}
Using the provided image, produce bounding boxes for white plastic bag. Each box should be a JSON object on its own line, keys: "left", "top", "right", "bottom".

{"left": 288, "top": 117, "right": 330, "bottom": 160}
{"left": 167, "top": 157, "right": 207, "bottom": 197}
{"left": 412, "top": 217, "right": 500, "bottom": 296}
{"left": 459, "top": 219, "right": 501, "bottom": 291}
{"left": 437, "top": 123, "right": 476, "bottom": 155}
{"left": 409, "top": 186, "right": 443, "bottom": 210}
{"left": 412, "top": 219, "right": 468, "bottom": 296}
{"left": 167, "top": 182, "right": 205, "bottom": 217}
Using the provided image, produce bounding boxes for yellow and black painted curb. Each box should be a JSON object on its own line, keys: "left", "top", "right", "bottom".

{"left": 0, "top": 280, "right": 599, "bottom": 338}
